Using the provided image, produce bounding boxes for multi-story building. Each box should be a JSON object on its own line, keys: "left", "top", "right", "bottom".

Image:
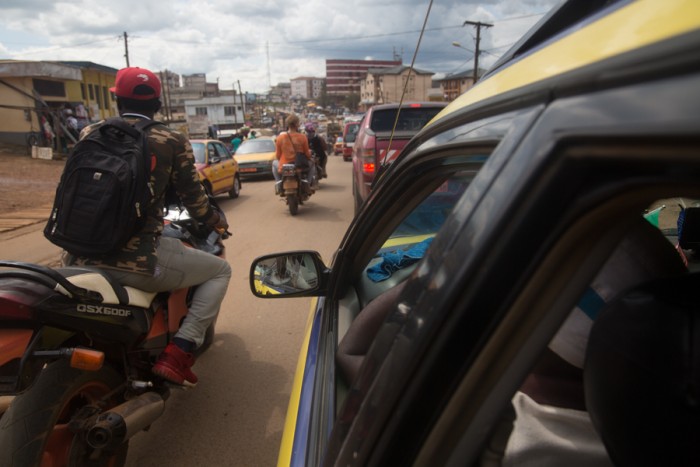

{"left": 290, "top": 77, "right": 325, "bottom": 100}
{"left": 325, "top": 59, "right": 402, "bottom": 99}
{"left": 268, "top": 82, "right": 291, "bottom": 103}
{"left": 359, "top": 65, "right": 435, "bottom": 108}
{"left": 437, "top": 68, "right": 487, "bottom": 101}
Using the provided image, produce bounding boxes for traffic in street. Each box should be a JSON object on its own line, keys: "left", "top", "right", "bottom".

{"left": 0, "top": 155, "right": 354, "bottom": 466}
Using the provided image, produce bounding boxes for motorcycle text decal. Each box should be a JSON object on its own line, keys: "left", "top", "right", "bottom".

{"left": 76, "top": 304, "right": 133, "bottom": 317}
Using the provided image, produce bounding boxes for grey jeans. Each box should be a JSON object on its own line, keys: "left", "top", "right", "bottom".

{"left": 107, "top": 236, "right": 232, "bottom": 348}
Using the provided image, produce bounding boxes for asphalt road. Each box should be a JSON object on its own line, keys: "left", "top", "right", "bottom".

{"left": 1, "top": 156, "right": 354, "bottom": 467}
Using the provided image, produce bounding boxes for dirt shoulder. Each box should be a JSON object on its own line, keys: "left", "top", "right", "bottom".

{"left": 0, "top": 143, "right": 65, "bottom": 215}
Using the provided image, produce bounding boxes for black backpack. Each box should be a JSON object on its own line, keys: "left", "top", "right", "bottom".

{"left": 44, "top": 117, "right": 161, "bottom": 256}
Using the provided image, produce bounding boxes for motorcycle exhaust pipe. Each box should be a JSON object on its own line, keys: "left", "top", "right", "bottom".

{"left": 86, "top": 392, "right": 165, "bottom": 450}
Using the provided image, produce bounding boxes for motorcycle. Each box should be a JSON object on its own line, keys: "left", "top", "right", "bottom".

{"left": 0, "top": 203, "right": 228, "bottom": 466}
{"left": 275, "top": 162, "right": 314, "bottom": 216}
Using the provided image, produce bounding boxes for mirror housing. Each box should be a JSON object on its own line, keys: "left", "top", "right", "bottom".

{"left": 249, "top": 251, "right": 329, "bottom": 298}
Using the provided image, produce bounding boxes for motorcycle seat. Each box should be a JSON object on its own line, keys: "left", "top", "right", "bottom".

{"left": 58, "top": 267, "right": 157, "bottom": 308}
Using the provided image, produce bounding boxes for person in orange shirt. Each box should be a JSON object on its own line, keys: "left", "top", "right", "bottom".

{"left": 273, "top": 114, "right": 314, "bottom": 187}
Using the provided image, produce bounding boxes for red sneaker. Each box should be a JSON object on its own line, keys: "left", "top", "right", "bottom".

{"left": 152, "top": 343, "right": 198, "bottom": 386}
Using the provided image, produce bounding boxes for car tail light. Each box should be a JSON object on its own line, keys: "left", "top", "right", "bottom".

{"left": 363, "top": 161, "right": 375, "bottom": 173}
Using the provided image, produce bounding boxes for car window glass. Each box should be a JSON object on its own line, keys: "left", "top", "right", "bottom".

{"left": 236, "top": 139, "right": 275, "bottom": 154}
{"left": 364, "top": 171, "right": 475, "bottom": 284}
{"left": 191, "top": 142, "right": 205, "bottom": 164}
{"left": 371, "top": 107, "right": 444, "bottom": 133}
{"left": 215, "top": 142, "right": 231, "bottom": 159}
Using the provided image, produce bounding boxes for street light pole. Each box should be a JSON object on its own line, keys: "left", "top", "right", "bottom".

{"left": 462, "top": 20, "right": 493, "bottom": 84}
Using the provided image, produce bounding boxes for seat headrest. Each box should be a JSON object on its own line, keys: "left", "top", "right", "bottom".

{"left": 584, "top": 273, "right": 700, "bottom": 467}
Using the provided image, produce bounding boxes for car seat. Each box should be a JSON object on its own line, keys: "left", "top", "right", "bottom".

{"left": 584, "top": 272, "right": 700, "bottom": 467}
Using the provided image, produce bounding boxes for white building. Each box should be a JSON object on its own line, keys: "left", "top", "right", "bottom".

{"left": 184, "top": 96, "right": 245, "bottom": 134}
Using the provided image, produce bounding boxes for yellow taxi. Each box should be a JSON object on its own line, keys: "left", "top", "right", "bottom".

{"left": 233, "top": 136, "right": 277, "bottom": 179}
{"left": 190, "top": 139, "right": 241, "bottom": 198}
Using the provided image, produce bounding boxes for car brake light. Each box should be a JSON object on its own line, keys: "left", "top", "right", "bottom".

{"left": 409, "top": 103, "right": 421, "bottom": 108}
{"left": 363, "top": 162, "right": 375, "bottom": 173}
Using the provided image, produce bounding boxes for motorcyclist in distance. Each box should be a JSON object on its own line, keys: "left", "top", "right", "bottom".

{"left": 305, "top": 122, "right": 328, "bottom": 182}
{"left": 273, "top": 114, "right": 315, "bottom": 191}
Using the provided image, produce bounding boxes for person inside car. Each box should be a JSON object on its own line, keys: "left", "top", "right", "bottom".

{"left": 337, "top": 216, "right": 687, "bottom": 465}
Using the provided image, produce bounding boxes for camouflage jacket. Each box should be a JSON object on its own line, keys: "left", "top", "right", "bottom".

{"left": 67, "top": 116, "right": 217, "bottom": 274}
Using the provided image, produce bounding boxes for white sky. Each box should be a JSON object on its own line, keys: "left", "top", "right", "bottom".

{"left": 0, "top": 0, "right": 561, "bottom": 94}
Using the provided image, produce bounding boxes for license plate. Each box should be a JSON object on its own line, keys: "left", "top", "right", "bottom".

{"left": 241, "top": 168, "right": 257, "bottom": 173}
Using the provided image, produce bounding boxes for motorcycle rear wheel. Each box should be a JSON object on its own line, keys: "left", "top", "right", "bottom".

{"left": 0, "top": 360, "right": 127, "bottom": 467}
{"left": 288, "top": 194, "right": 299, "bottom": 216}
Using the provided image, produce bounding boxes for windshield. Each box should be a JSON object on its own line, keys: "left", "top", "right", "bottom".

{"left": 371, "top": 106, "right": 444, "bottom": 133}
{"left": 236, "top": 139, "right": 276, "bottom": 154}
{"left": 345, "top": 124, "right": 360, "bottom": 143}
{"left": 191, "top": 142, "right": 206, "bottom": 163}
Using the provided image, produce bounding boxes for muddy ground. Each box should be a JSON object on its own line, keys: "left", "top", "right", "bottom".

{"left": 0, "top": 143, "right": 65, "bottom": 214}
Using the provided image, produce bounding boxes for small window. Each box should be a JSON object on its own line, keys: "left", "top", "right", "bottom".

{"left": 88, "top": 84, "right": 95, "bottom": 100}
{"left": 33, "top": 79, "right": 65, "bottom": 97}
{"left": 196, "top": 107, "right": 208, "bottom": 116}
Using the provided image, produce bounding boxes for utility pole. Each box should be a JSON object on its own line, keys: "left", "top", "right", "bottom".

{"left": 232, "top": 85, "right": 238, "bottom": 127}
{"left": 266, "top": 41, "right": 272, "bottom": 91}
{"left": 463, "top": 20, "right": 492, "bottom": 84}
{"left": 237, "top": 80, "right": 245, "bottom": 123}
{"left": 123, "top": 31, "right": 130, "bottom": 67}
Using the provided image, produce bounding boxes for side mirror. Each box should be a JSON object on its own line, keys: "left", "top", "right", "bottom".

{"left": 249, "top": 251, "right": 328, "bottom": 298}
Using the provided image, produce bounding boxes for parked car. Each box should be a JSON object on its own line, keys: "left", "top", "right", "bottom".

{"left": 190, "top": 139, "right": 241, "bottom": 198}
{"left": 351, "top": 101, "right": 447, "bottom": 213}
{"left": 249, "top": 0, "right": 700, "bottom": 465}
{"left": 233, "top": 136, "right": 277, "bottom": 179}
{"left": 341, "top": 120, "right": 360, "bottom": 162}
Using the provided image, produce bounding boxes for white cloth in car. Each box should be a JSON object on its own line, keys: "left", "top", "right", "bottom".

{"left": 502, "top": 392, "right": 613, "bottom": 467}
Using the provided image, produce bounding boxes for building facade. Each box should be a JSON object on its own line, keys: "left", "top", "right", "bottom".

{"left": 0, "top": 60, "right": 118, "bottom": 147}
{"left": 290, "top": 77, "right": 325, "bottom": 100}
{"left": 359, "top": 65, "right": 435, "bottom": 108}
{"left": 325, "top": 59, "right": 402, "bottom": 98}
{"left": 437, "top": 68, "right": 486, "bottom": 101}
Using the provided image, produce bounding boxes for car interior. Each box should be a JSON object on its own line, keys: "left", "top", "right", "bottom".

{"left": 334, "top": 197, "right": 700, "bottom": 465}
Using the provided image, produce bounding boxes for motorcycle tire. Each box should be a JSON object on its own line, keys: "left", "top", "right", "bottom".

{"left": 288, "top": 194, "right": 299, "bottom": 216}
{"left": 0, "top": 360, "right": 128, "bottom": 467}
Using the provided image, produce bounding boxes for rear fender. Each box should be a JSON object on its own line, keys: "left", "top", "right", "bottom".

{"left": 0, "top": 326, "right": 76, "bottom": 395}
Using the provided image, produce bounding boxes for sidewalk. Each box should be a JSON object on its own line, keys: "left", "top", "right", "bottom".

{"left": 0, "top": 207, "right": 61, "bottom": 266}
{"left": 0, "top": 207, "right": 51, "bottom": 233}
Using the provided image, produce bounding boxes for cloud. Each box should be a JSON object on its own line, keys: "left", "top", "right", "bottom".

{"left": 0, "top": 0, "right": 560, "bottom": 93}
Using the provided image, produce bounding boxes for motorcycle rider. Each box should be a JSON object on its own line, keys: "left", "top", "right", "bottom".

{"left": 273, "top": 114, "right": 315, "bottom": 189}
{"left": 64, "top": 66, "right": 231, "bottom": 386}
{"left": 305, "top": 122, "right": 328, "bottom": 181}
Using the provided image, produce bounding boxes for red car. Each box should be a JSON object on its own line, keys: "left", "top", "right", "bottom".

{"left": 351, "top": 102, "right": 447, "bottom": 213}
{"left": 342, "top": 121, "right": 361, "bottom": 162}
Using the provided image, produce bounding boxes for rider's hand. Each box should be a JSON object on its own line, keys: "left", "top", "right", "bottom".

{"left": 209, "top": 210, "right": 229, "bottom": 236}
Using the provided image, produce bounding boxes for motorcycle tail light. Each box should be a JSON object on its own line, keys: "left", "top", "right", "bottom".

{"left": 70, "top": 348, "right": 105, "bottom": 371}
